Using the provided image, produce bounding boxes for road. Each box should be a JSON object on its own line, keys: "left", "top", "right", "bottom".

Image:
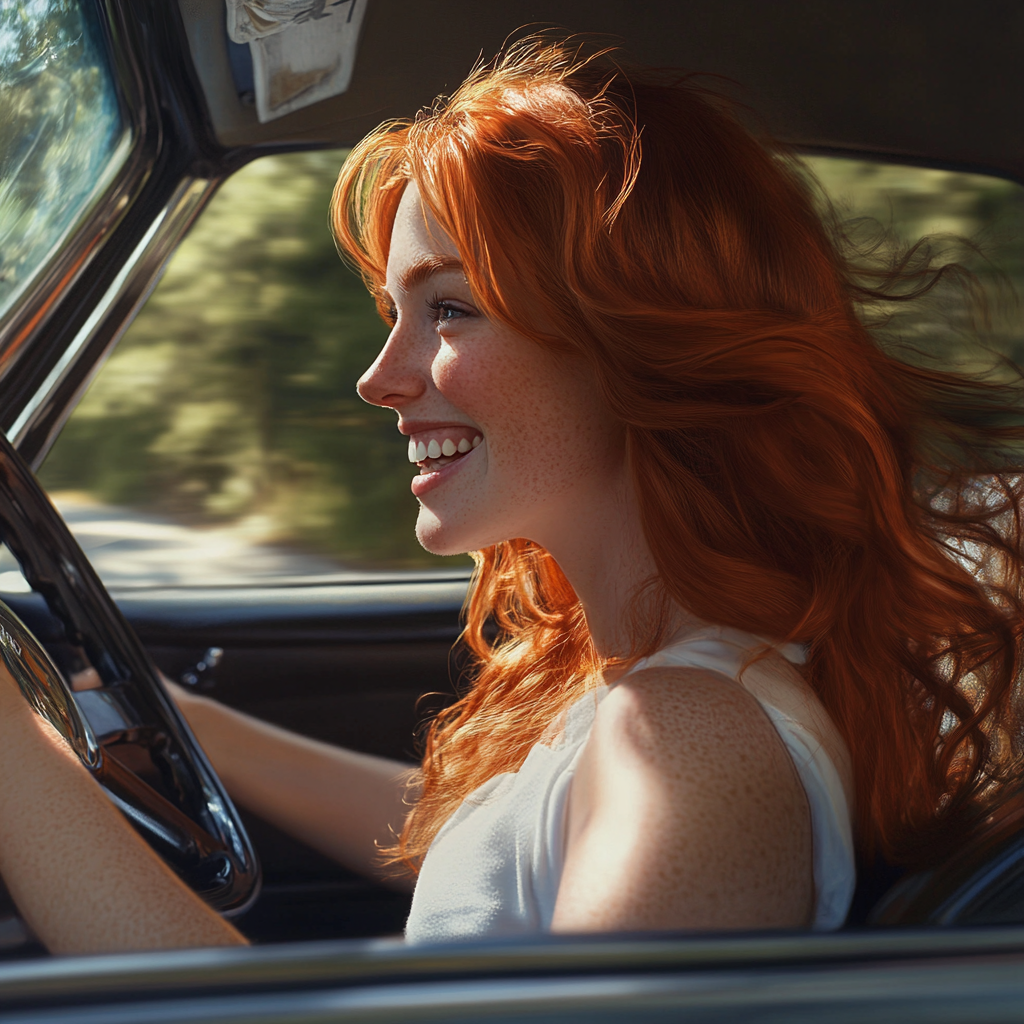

{"left": 0, "top": 496, "right": 358, "bottom": 590}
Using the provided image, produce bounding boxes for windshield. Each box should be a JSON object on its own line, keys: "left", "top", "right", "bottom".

{"left": 0, "top": 0, "right": 127, "bottom": 322}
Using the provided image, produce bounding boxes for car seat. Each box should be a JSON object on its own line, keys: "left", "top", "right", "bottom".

{"left": 864, "top": 798, "right": 1024, "bottom": 926}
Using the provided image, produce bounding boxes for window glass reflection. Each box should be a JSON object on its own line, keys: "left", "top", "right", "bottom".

{"left": 0, "top": 0, "right": 126, "bottom": 320}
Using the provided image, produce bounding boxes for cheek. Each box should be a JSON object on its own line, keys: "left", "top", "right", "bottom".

{"left": 435, "top": 342, "right": 621, "bottom": 491}
{"left": 431, "top": 344, "right": 498, "bottom": 409}
{"left": 434, "top": 342, "right": 570, "bottom": 442}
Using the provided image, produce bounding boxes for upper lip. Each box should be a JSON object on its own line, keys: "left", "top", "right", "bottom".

{"left": 398, "top": 420, "right": 480, "bottom": 436}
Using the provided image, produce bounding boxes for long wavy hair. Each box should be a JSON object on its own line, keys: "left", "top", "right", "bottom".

{"left": 331, "top": 35, "right": 1024, "bottom": 874}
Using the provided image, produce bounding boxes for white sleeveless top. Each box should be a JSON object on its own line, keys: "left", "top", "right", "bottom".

{"left": 404, "top": 626, "right": 855, "bottom": 943}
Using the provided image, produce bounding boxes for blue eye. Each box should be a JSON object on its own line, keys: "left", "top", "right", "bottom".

{"left": 426, "top": 296, "right": 470, "bottom": 325}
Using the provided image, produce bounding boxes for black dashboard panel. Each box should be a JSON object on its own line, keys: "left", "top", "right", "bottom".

{"left": 2, "top": 578, "right": 470, "bottom": 759}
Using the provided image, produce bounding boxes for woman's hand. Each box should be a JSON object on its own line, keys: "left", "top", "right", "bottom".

{"left": 551, "top": 667, "right": 814, "bottom": 933}
{"left": 0, "top": 663, "right": 246, "bottom": 954}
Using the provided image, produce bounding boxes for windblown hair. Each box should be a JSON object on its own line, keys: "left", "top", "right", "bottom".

{"left": 331, "top": 35, "right": 1024, "bottom": 873}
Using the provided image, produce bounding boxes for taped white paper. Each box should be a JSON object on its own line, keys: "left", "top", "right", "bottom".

{"left": 225, "top": 0, "right": 366, "bottom": 123}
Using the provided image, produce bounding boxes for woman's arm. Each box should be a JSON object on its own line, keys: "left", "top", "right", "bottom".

{"left": 551, "top": 667, "right": 813, "bottom": 933}
{"left": 170, "top": 684, "right": 414, "bottom": 891}
{"left": 0, "top": 667, "right": 245, "bottom": 954}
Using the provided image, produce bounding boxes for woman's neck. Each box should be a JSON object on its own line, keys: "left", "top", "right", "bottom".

{"left": 535, "top": 473, "right": 701, "bottom": 661}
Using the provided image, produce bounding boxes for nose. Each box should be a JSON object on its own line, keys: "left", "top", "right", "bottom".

{"left": 356, "top": 324, "right": 428, "bottom": 409}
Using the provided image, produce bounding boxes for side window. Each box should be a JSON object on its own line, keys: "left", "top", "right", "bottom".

{"left": 801, "top": 157, "right": 1024, "bottom": 371}
{"left": 20, "top": 155, "right": 1024, "bottom": 590}
{"left": 35, "top": 151, "right": 470, "bottom": 587}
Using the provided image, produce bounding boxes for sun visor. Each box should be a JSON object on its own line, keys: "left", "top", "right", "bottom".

{"left": 224, "top": 0, "right": 366, "bottom": 123}
{"left": 175, "top": 0, "right": 1024, "bottom": 181}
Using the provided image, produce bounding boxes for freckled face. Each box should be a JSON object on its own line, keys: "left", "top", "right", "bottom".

{"left": 356, "top": 183, "right": 625, "bottom": 556}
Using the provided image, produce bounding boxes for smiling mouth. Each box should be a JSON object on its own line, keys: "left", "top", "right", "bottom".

{"left": 407, "top": 431, "right": 482, "bottom": 474}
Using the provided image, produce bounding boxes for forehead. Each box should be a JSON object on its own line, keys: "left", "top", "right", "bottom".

{"left": 386, "top": 183, "right": 461, "bottom": 287}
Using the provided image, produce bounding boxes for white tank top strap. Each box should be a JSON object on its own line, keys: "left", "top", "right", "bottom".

{"left": 629, "top": 623, "right": 809, "bottom": 674}
{"left": 753, "top": 702, "right": 855, "bottom": 928}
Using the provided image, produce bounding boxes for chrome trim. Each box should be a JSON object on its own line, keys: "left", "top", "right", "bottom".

{"left": 6, "top": 177, "right": 216, "bottom": 459}
{"left": 2, "top": 928, "right": 1024, "bottom": 1003}
{"left": 31, "top": 964, "right": 1019, "bottom": 1024}
{"left": 0, "top": 598, "right": 100, "bottom": 767}
{"left": 0, "top": 0, "right": 155, "bottom": 404}
{"left": 1, "top": 929, "right": 1024, "bottom": 1022}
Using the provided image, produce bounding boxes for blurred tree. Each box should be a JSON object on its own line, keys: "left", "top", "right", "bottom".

{"left": 803, "top": 157, "right": 1024, "bottom": 371}
{"left": 39, "top": 150, "right": 464, "bottom": 570}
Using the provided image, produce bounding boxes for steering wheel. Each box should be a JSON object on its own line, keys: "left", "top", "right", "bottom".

{"left": 0, "top": 431, "right": 260, "bottom": 914}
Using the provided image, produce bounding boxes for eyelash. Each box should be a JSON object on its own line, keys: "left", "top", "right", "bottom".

{"left": 426, "top": 295, "right": 469, "bottom": 325}
{"left": 379, "top": 296, "right": 470, "bottom": 328}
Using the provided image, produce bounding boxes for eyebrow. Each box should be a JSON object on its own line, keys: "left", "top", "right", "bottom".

{"left": 395, "top": 254, "right": 465, "bottom": 295}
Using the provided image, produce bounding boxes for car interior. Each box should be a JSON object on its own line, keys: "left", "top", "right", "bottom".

{"left": 0, "top": 0, "right": 1022, "bottom": 959}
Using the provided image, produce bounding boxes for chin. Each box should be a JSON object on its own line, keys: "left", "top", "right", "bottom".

{"left": 414, "top": 512, "right": 470, "bottom": 557}
{"left": 414, "top": 506, "right": 501, "bottom": 557}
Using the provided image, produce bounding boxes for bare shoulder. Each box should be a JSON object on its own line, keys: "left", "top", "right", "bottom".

{"left": 585, "top": 665, "right": 812, "bottom": 833}
{"left": 553, "top": 666, "right": 814, "bottom": 932}
{"left": 594, "top": 665, "right": 795, "bottom": 769}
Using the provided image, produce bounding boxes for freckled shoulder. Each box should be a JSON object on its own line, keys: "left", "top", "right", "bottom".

{"left": 587, "top": 665, "right": 814, "bottom": 822}
{"left": 554, "top": 666, "right": 814, "bottom": 932}
{"left": 595, "top": 664, "right": 798, "bottom": 763}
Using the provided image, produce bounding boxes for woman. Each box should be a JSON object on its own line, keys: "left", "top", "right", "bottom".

{"left": 2, "top": 35, "right": 1023, "bottom": 951}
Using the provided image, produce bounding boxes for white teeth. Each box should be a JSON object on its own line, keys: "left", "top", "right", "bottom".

{"left": 409, "top": 433, "right": 482, "bottom": 463}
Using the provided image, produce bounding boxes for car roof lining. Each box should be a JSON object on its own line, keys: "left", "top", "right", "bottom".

{"left": 176, "top": 0, "right": 1024, "bottom": 183}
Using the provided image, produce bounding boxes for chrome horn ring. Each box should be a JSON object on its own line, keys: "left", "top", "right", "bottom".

{"left": 0, "top": 600, "right": 100, "bottom": 769}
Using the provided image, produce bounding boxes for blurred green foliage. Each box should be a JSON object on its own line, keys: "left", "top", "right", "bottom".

{"left": 803, "top": 157, "right": 1024, "bottom": 371}
{"left": 38, "top": 152, "right": 1024, "bottom": 573}
{"left": 39, "top": 150, "right": 459, "bottom": 570}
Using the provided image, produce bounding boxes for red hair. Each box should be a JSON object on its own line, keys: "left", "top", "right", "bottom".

{"left": 331, "top": 35, "right": 1024, "bottom": 873}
